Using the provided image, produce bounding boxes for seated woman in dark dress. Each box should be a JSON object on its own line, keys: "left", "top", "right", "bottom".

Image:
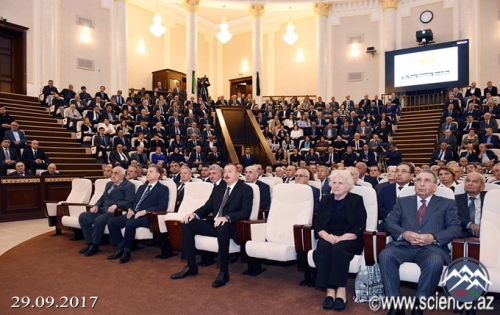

{"left": 169, "top": 147, "right": 186, "bottom": 164}
{"left": 313, "top": 169, "right": 367, "bottom": 311}
{"left": 304, "top": 148, "right": 320, "bottom": 166}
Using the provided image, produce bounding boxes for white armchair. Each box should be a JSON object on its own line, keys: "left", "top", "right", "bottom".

{"left": 60, "top": 178, "right": 110, "bottom": 239}
{"left": 243, "top": 183, "right": 314, "bottom": 276}
{"left": 44, "top": 178, "right": 92, "bottom": 235}
{"left": 194, "top": 183, "right": 260, "bottom": 266}
{"left": 164, "top": 182, "right": 214, "bottom": 252}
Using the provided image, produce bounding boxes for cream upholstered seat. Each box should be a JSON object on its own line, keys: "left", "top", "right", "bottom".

{"left": 271, "top": 177, "right": 284, "bottom": 185}
{"left": 194, "top": 183, "right": 260, "bottom": 258}
{"left": 61, "top": 178, "right": 110, "bottom": 231}
{"left": 133, "top": 179, "right": 177, "bottom": 241}
{"left": 244, "top": 183, "right": 314, "bottom": 275}
{"left": 258, "top": 177, "right": 275, "bottom": 194}
{"left": 164, "top": 182, "right": 214, "bottom": 252}
{"left": 44, "top": 178, "right": 92, "bottom": 234}
{"left": 478, "top": 190, "right": 500, "bottom": 293}
{"left": 304, "top": 186, "right": 378, "bottom": 274}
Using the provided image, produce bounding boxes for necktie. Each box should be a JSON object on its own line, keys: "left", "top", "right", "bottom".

{"left": 418, "top": 200, "right": 427, "bottom": 225}
{"left": 439, "top": 150, "right": 444, "bottom": 160}
{"left": 21, "top": 172, "right": 25, "bottom": 176}
{"left": 467, "top": 122, "right": 471, "bottom": 129}
{"left": 216, "top": 187, "right": 231, "bottom": 217}
{"left": 177, "top": 182, "right": 185, "bottom": 192}
{"left": 446, "top": 124, "right": 450, "bottom": 130}
{"left": 120, "top": 152, "right": 127, "bottom": 161}
{"left": 197, "top": 153, "right": 200, "bottom": 161}
{"left": 468, "top": 196, "right": 477, "bottom": 224}
{"left": 247, "top": 154, "right": 250, "bottom": 160}
{"left": 176, "top": 128, "right": 179, "bottom": 134}
{"left": 108, "top": 184, "right": 117, "bottom": 194}
{"left": 486, "top": 120, "right": 489, "bottom": 125}
{"left": 135, "top": 185, "right": 152, "bottom": 212}
{"left": 33, "top": 150, "right": 37, "bottom": 157}
{"left": 4, "top": 148, "right": 10, "bottom": 160}
{"left": 398, "top": 186, "right": 404, "bottom": 191}
{"left": 102, "top": 136, "right": 107, "bottom": 146}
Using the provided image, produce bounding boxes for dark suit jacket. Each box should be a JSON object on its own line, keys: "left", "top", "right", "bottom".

{"left": 21, "top": 148, "right": 50, "bottom": 164}
{"left": 431, "top": 149, "right": 454, "bottom": 165}
{"left": 385, "top": 150, "right": 402, "bottom": 166}
{"left": 94, "top": 134, "right": 110, "bottom": 148}
{"left": 477, "top": 150, "right": 498, "bottom": 163}
{"left": 86, "top": 111, "right": 101, "bottom": 124}
{"left": 5, "top": 130, "right": 27, "bottom": 146}
{"left": 109, "top": 150, "right": 130, "bottom": 166}
{"left": 95, "top": 92, "right": 110, "bottom": 101}
{"left": 40, "top": 171, "right": 59, "bottom": 176}
{"left": 310, "top": 185, "right": 320, "bottom": 213}
{"left": 95, "top": 180, "right": 136, "bottom": 212}
{"left": 480, "top": 134, "right": 500, "bottom": 146}
{"left": 207, "top": 151, "right": 223, "bottom": 164}
{"left": 133, "top": 182, "right": 170, "bottom": 212}
{"left": 455, "top": 192, "right": 486, "bottom": 237}
{"left": 484, "top": 86, "right": 498, "bottom": 97}
{"left": 188, "top": 151, "right": 206, "bottom": 164}
{"left": 194, "top": 180, "right": 253, "bottom": 242}
{"left": 378, "top": 183, "right": 414, "bottom": 221}
{"left": 130, "top": 152, "right": 149, "bottom": 167}
{"left": 241, "top": 154, "right": 256, "bottom": 168}
{"left": 255, "top": 180, "right": 271, "bottom": 210}
{"left": 385, "top": 194, "right": 462, "bottom": 264}
{"left": 315, "top": 193, "right": 366, "bottom": 246}
{"left": 113, "top": 137, "right": 131, "bottom": 150}
{"left": 362, "top": 175, "right": 378, "bottom": 188}
{"left": 459, "top": 151, "right": 479, "bottom": 162}
{"left": 0, "top": 147, "right": 20, "bottom": 163}
{"left": 9, "top": 170, "right": 34, "bottom": 176}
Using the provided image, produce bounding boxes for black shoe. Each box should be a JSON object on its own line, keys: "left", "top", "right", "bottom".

{"left": 119, "top": 251, "right": 131, "bottom": 264}
{"left": 84, "top": 245, "right": 99, "bottom": 256}
{"left": 333, "top": 297, "right": 347, "bottom": 311}
{"left": 78, "top": 245, "right": 91, "bottom": 254}
{"left": 170, "top": 266, "right": 198, "bottom": 280}
{"left": 322, "top": 296, "right": 335, "bottom": 310}
{"left": 107, "top": 250, "right": 124, "bottom": 260}
{"left": 387, "top": 308, "right": 405, "bottom": 315}
{"left": 211, "top": 271, "right": 229, "bottom": 288}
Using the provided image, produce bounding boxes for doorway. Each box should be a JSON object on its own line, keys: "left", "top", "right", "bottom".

{"left": 229, "top": 76, "right": 252, "bottom": 99}
{"left": 0, "top": 21, "right": 28, "bottom": 94}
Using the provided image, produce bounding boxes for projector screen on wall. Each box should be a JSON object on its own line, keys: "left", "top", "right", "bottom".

{"left": 385, "top": 39, "right": 469, "bottom": 93}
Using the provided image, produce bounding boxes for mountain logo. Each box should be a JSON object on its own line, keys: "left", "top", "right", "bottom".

{"left": 440, "top": 257, "right": 492, "bottom": 303}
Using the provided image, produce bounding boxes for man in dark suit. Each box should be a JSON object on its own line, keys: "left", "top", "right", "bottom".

{"left": 379, "top": 170, "right": 461, "bottom": 315}
{"left": 383, "top": 142, "right": 402, "bottom": 167}
{"left": 484, "top": 81, "right": 498, "bottom": 97}
{"left": 477, "top": 143, "right": 498, "bottom": 164}
{"left": 109, "top": 144, "right": 130, "bottom": 169}
{"left": 5, "top": 121, "right": 27, "bottom": 153}
{"left": 95, "top": 86, "right": 110, "bottom": 101}
{"left": 9, "top": 161, "right": 34, "bottom": 176}
{"left": 460, "top": 115, "right": 480, "bottom": 136}
{"left": 175, "top": 166, "right": 193, "bottom": 211}
{"left": 86, "top": 106, "right": 101, "bottom": 125}
{"left": 188, "top": 146, "right": 206, "bottom": 168}
{"left": 479, "top": 113, "right": 498, "bottom": 133}
{"left": 168, "top": 161, "right": 181, "bottom": 183}
{"left": 169, "top": 121, "right": 185, "bottom": 138}
{"left": 170, "top": 164, "right": 253, "bottom": 288}
{"left": 94, "top": 127, "right": 111, "bottom": 163}
{"left": 130, "top": 146, "right": 149, "bottom": 168}
{"left": 207, "top": 146, "right": 223, "bottom": 165}
{"left": 341, "top": 146, "right": 358, "bottom": 167}
{"left": 245, "top": 165, "right": 271, "bottom": 211}
{"left": 78, "top": 166, "right": 135, "bottom": 256}
{"left": 480, "top": 128, "right": 500, "bottom": 148}
{"left": 40, "top": 163, "right": 58, "bottom": 176}
{"left": 375, "top": 165, "right": 396, "bottom": 195}
{"left": 317, "top": 166, "right": 331, "bottom": 198}
{"left": 431, "top": 142, "right": 454, "bottom": 165}
{"left": 342, "top": 95, "right": 354, "bottom": 111}
{"left": 107, "top": 165, "right": 169, "bottom": 263}
{"left": 356, "top": 162, "right": 378, "bottom": 188}
{"left": 359, "top": 144, "right": 377, "bottom": 167}
{"left": 241, "top": 147, "right": 256, "bottom": 168}
{"left": 113, "top": 130, "right": 130, "bottom": 151}
{"left": 0, "top": 138, "right": 20, "bottom": 176}
{"left": 455, "top": 172, "right": 485, "bottom": 238}
{"left": 378, "top": 162, "right": 414, "bottom": 231}
{"left": 21, "top": 140, "right": 50, "bottom": 174}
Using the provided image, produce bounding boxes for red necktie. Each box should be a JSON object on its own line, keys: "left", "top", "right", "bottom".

{"left": 418, "top": 200, "right": 426, "bottom": 225}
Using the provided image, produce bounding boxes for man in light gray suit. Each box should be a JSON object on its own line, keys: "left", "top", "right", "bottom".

{"left": 379, "top": 169, "right": 462, "bottom": 315}
{"left": 78, "top": 166, "right": 136, "bottom": 257}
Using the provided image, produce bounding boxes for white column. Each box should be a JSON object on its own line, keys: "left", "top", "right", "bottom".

{"left": 112, "top": 0, "right": 128, "bottom": 93}
{"left": 314, "top": 3, "right": 331, "bottom": 101}
{"left": 184, "top": 0, "right": 199, "bottom": 100}
{"left": 250, "top": 4, "right": 265, "bottom": 105}
{"left": 382, "top": 0, "right": 398, "bottom": 52}
{"left": 39, "top": 0, "right": 58, "bottom": 87}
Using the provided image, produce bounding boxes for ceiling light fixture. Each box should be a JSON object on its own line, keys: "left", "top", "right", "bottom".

{"left": 283, "top": 7, "right": 298, "bottom": 45}
{"left": 217, "top": 5, "right": 232, "bottom": 44}
{"left": 149, "top": 0, "right": 166, "bottom": 37}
